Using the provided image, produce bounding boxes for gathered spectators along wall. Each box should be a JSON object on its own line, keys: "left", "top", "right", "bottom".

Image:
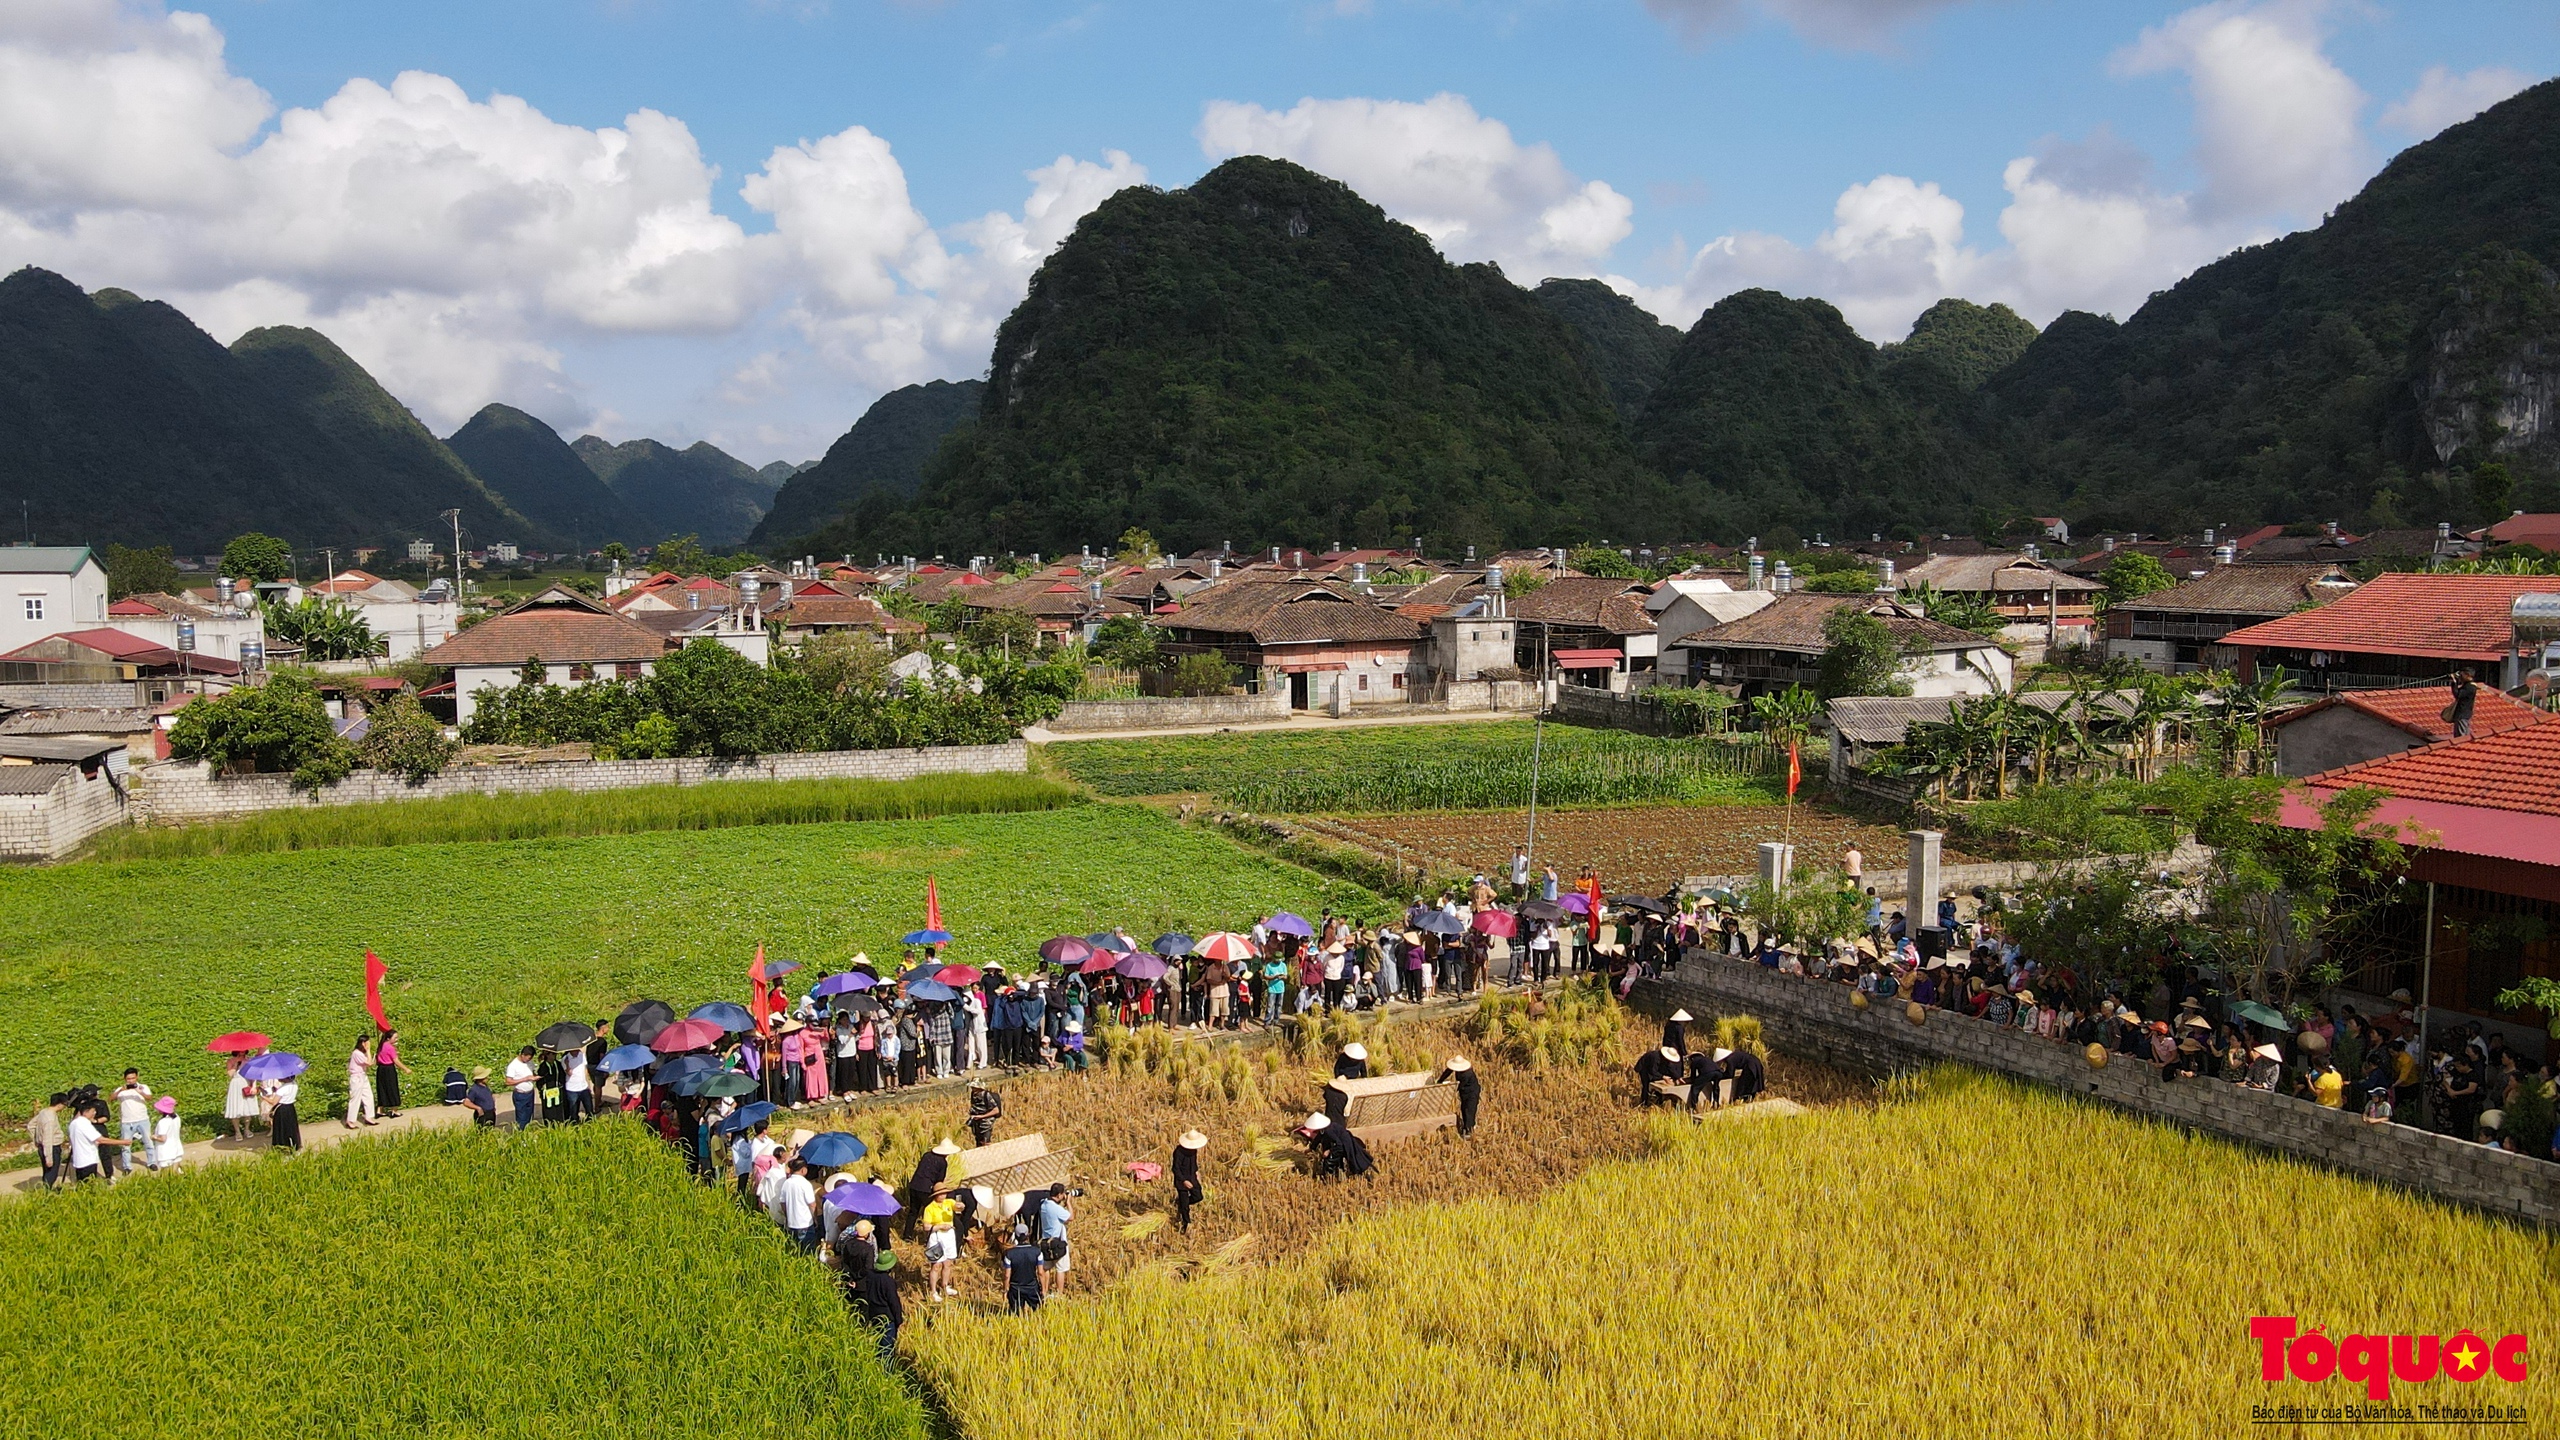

{"left": 0, "top": 766, "right": 130, "bottom": 861}
{"left": 131, "top": 743, "right": 1029, "bottom": 824}
{"left": 1045, "top": 692, "right": 1291, "bottom": 732}
{"left": 1640, "top": 959, "right": 2560, "bottom": 1228}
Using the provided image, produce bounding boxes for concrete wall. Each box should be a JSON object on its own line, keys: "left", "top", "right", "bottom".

{"left": 129, "top": 742, "right": 1029, "bottom": 823}
{"left": 0, "top": 767, "right": 131, "bottom": 860}
{"left": 1640, "top": 958, "right": 2560, "bottom": 1227}
{"left": 0, "top": 682, "right": 140, "bottom": 709}
{"left": 1045, "top": 691, "right": 1291, "bottom": 732}
{"left": 2276, "top": 707, "right": 2420, "bottom": 778}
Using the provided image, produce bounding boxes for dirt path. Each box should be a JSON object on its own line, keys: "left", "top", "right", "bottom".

{"left": 5, "top": 1101, "right": 473, "bottom": 1200}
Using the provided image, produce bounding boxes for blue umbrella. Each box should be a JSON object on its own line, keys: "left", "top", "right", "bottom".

{"left": 600, "top": 1044, "right": 657, "bottom": 1073}
{"left": 810, "top": 971, "right": 874, "bottom": 997}
{"left": 762, "top": 959, "right": 804, "bottom": 978}
{"left": 1265, "top": 912, "right": 1315, "bottom": 937}
{"left": 671, "top": 1068, "right": 743, "bottom": 1097}
{"left": 828, "top": 1179, "right": 903, "bottom": 1217}
{"left": 688, "top": 1001, "right": 755, "bottom": 1033}
{"left": 716, "top": 1100, "right": 779, "bottom": 1135}
{"left": 898, "top": 964, "right": 939, "bottom": 986}
{"left": 1085, "top": 931, "right": 1135, "bottom": 954}
{"left": 1152, "top": 933, "right": 1195, "bottom": 957}
{"left": 905, "top": 978, "right": 960, "bottom": 1002}
{"left": 652, "top": 1054, "right": 721, "bottom": 1085}
{"left": 1413, "top": 911, "right": 1465, "bottom": 936}
{"left": 902, "top": 928, "right": 955, "bottom": 946}
{"left": 799, "top": 1132, "right": 868, "bottom": 1167}
{"left": 240, "top": 1052, "right": 305, "bottom": 1081}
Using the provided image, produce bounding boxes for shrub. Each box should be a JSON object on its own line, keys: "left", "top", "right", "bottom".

{"left": 1165, "top": 652, "right": 1236, "bottom": 697}
{"left": 166, "top": 673, "right": 356, "bottom": 793}
{"left": 356, "top": 694, "right": 455, "bottom": 784}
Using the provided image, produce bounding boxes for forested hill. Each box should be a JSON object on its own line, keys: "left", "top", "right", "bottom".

{"left": 832, "top": 157, "right": 1686, "bottom": 560}
{"left": 572, "top": 436, "right": 778, "bottom": 548}
{"left": 753, "top": 379, "right": 983, "bottom": 552}
{"left": 1977, "top": 75, "right": 2560, "bottom": 532}
{"left": 0, "top": 268, "right": 533, "bottom": 552}
{"left": 1534, "top": 278, "right": 1685, "bottom": 427}
{"left": 445, "top": 405, "right": 641, "bottom": 550}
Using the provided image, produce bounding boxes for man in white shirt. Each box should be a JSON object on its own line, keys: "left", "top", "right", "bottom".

{"left": 562, "top": 1046, "right": 592, "bottom": 1122}
{"left": 778, "top": 1157, "right": 821, "bottom": 1251}
{"left": 66, "top": 1103, "right": 123, "bottom": 1183}
{"left": 504, "top": 1047, "right": 539, "bottom": 1129}
{"left": 112, "top": 1069, "right": 152, "bottom": 1175}
{"left": 1510, "top": 847, "right": 1531, "bottom": 897}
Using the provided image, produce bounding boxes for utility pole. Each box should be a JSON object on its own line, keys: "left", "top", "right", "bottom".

{"left": 441, "top": 509, "right": 464, "bottom": 604}
{"left": 2418, "top": 881, "right": 2436, "bottom": 1131}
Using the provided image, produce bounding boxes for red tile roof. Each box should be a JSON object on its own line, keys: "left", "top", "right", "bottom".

{"left": 2273, "top": 686, "right": 2550, "bottom": 744}
{"left": 2219, "top": 572, "right": 2560, "bottom": 662}
{"left": 2301, "top": 723, "right": 2560, "bottom": 818}
{"left": 2487, "top": 513, "right": 2560, "bottom": 550}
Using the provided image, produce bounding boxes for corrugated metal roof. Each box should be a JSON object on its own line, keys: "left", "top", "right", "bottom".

{"left": 0, "top": 546, "right": 97, "bottom": 576}
{"left": 0, "top": 762, "right": 73, "bottom": 795}
{"left": 0, "top": 708, "right": 154, "bottom": 735}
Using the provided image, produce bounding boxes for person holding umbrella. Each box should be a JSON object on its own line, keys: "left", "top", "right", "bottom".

{"left": 1172, "top": 1128, "right": 1207, "bottom": 1231}
{"left": 222, "top": 1053, "right": 260, "bottom": 1141}
{"left": 266, "top": 1069, "right": 303, "bottom": 1151}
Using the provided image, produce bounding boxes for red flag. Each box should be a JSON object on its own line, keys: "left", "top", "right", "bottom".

{"left": 1787, "top": 739, "right": 1802, "bottom": 797}
{"left": 362, "top": 951, "right": 389, "bottom": 1031}
{"left": 750, "top": 945, "right": 770, "bottom": 1037}
{"left": 924, "top": 876, "right": 943, "bottom": 933}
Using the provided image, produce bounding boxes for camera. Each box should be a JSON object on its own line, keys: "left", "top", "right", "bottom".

{"left": 1062, "top": 1187, "right": 1086, "bottom": 1198}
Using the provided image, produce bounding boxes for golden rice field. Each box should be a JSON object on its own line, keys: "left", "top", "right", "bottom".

{"left": 903, "top": 1067, "right": 2560, "bottom": 1440}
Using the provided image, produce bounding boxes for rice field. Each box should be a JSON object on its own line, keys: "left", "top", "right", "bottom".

{"left": 1046, "top": 721, "right": 1784, "bottom": 811}
{"left": 0, "top": 805, "right": 1372, "bottom": 1129}
{"left": 904, "top": 1066, "right": 2560, "bottom": 1440}
{"left": 84, "top": 772, "right": 1080, "bottom": 861}
{"left": 0, "top": 1120, "right": 927, "bottom": 1439}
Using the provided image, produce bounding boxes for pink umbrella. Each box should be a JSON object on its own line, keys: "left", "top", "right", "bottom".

{"left": 649, "top": 1018, "right": 727, "bottom": 1053}
{"left": 1039, "top": 936, "right": 1095, "bottom": 966}
{"left": 1079, "top": 952, "right": 1122, "bottom": 975}
{"left": 1196, "top": 931, "right": 1259, "bottom": 962}
{"left": 1471, "top": 910, "right": 1518, "bottom": 937}
{"left": 934, "top": 964, "right": 983, "bottom": 987}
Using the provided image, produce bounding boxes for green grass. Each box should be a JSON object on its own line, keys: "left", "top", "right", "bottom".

{"left": 0, "top": 806, "right": 1375, "bottom": 1125}
{"left": 0, "top": 1121, "right": 928, "bottom": 1439}
{"left": 1046, "top": 721, "right": 1784, "bottom": 811}
{"left": 83, "top": 772, "right": 1081, "bottom": 861}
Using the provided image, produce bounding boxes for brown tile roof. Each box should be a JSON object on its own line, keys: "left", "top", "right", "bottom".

{"left": 2109, "top": 563, "right": 2358, "bottom": 617}
{"left": 1161, "top": 581, "right": 1424, "bottom": 646}
{"left": 1671, "top": 594, "right": 1993, "bottom": 655}
{"left": 417, "top": 587, "right": 667, "bottom": 667}
{"left": 1897, "top": 553, "right": 2104, "bottom": 594}
{"left": 772, "top": 596, "right": 920, "bottom": 632}
{"left": 1507, "top": 576, "right": 1656, "bottom": 631}
{"left": 2272, "top": 685, "right": 2551, "bottom": 744}
{"left": 2220, "top": 573, "right": 2560, "bottom": 662}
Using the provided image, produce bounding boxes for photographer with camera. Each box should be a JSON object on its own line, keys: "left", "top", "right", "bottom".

{"left": 1035, "top": 1182, "right": 1076, "bottom": 1297}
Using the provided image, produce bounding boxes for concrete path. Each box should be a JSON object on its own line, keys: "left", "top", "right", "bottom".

{"left": 1026, "top": 708, "right": 1530, "bottom": 744}
{"left": 6, "top": 1102, "right": 472, "bottom": 1200}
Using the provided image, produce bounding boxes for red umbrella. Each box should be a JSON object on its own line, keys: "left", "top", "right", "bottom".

{"left": 934, "top": 964, "right": 983, "bottom": 987}
{"left": 649, "top": 1018, "right": 727, "bottom": 1053}
{"left": 1078, "top": 952, "right": 1121, "bottom": 975}
{"left": 1471, "top": 910, "right": 1518, "bottom": 938}
{"left": 206, "top": 1031, "right": 272, "bottom": 1054}
{"left": 1038, "top": 935, "right": 1095, "bottom": 966}
{"left": 1196, "top": 931, "right": 1259, "bottom": 962}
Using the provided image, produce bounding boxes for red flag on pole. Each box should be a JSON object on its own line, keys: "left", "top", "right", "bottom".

{"left": 750, "top": 944, "right": 770, "bottom": 1037}
{"left": 925, "top": 876, "right": 944, "bottom": 933}
{"left": 1787, "top": 739, "right": 1802, "bottom": 797}
{"left": 362, "top": 950, "right": 389, "bottom": 1031}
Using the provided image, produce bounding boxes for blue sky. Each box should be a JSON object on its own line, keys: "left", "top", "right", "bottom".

{"left": 4, "top": 1, "right": 2554, "bottom": 461}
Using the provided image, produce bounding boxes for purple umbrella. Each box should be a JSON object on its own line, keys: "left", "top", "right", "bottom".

{"left": 809, "top": 971, "right": 875, "bottom": 998}
{"left": 1264, "top": 912, "right": 1314, "bottom": 937}
{"left": 240, "top": 1052, "right": 306, "bottom": 1081}
{"left": 1114, "top": 953, "right": 1170, "bottom": 981}
{"left": 827, "top": 1180, "right": 903, "bottom": 1217}
{"left": 1557, "top": 893, "right": 1592, "bottom": 915}
{"left": 1040, "top": 935, "right": 1095, "bottom": 965}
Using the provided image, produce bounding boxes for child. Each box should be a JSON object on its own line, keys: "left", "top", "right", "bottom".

{"left": 149, "top": 1095, "right": 184, "bottom": 1172}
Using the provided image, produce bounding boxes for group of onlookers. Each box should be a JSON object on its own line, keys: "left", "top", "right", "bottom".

{"left": 24, "top": 1068, "right": 185, "bottom": 1187}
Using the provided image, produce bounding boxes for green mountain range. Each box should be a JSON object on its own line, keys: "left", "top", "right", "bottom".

{"left": 753, "top": 378, "right": 983, "bottom": 554}
{"left": 444, "top": 404, "right": 640, "bottom": 549}
{"left": 571, "top": 435, "right": 778, "bottom": 548}
{"left": 1533, "top": 277, "right": 1685, "bottom": 427}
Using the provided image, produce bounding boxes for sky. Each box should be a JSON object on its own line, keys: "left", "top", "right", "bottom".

{"left": 2, "top": 1, "right": 2553, "bottom": 465}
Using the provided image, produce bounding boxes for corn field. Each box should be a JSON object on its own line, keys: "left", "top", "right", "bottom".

{"left": 0, "top": 1122, "right": 926, "bottom": 1439}
{"left": 902, "top": 1066, "right": 2558, "bottom": 1440}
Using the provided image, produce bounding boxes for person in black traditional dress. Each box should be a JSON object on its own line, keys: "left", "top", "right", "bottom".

{"left": 1332, "top": 1042, "right": 1368, "bottom": 1080}
{"left": 1434, "top": 1057, "right": 1481, "bottom": 1137}
{"left": 1682, "top": 1048, "right": 1726, "bottom": 1112}
{"left": 1302, "top": 1112, "right": 1372, "bottom": 1179}
{"left": 1661, "top": 1009, "right": 1692, "bottom": 1053}
{"left": 1171, "top": 1128, "right": 1207, "bottom": 1230}
{"left": 1634, "top": 1045, "right": 1682, "bottom": 1106}
{"left": 1721, "top": 1046, "right": 1765, "bottom": 1104}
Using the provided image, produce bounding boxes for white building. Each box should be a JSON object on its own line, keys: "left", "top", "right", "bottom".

{"left": 407, "top": 539, "right": 436, "bottom": 563}
{"left": 308, "top": 571, "right": 463, "bottom": 660}
{"left": 1, "top": 546, "right": 111, "bottom": 655}
{"left": 106, "top": 589, "right": 267, "bottom": 665}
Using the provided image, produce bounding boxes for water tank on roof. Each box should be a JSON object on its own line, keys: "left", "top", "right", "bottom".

{"left": 2513, "top": 593, "right": 2560, "bottom": 642}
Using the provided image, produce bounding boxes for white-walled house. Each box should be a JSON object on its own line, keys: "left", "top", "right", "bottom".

{"left": 308, "top": 570, "right": 462, "bottom": 660}
{"left": 1, "top": 546, "right": 110, "bottom": 654}
{"left": 106, "top": 591, "right": 267, "bottom": 665}
{"left": 416, "top": 586, "right": 670, "bottom": 727}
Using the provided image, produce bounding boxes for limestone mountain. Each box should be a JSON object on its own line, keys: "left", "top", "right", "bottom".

{"left": 1533, "top": 277, "right": 1685, "bottom": 426}
{"left": 752, "top": 378, "right": 983, "bottom": 552}
{"left": 571, "top": 435, "right": 778, "bottom": 548}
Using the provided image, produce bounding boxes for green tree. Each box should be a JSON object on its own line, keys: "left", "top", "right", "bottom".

{"left": 1799, "top": 566, "right": 1881, "bottom": 594}
{"left": 1738, "top": 869, "right": 1869, "bottom": 950}
{"left": 2472, "top": 461, "right": 2514, "bottom": 520}
{"left": 1749, "top": 684, "right": 1823, "bottom": 744}
{"left": 264, "top": 597, "right": 382, "bottom": 661}
{"left": 1091, "top": 614, "right": 1160, "bottom": 669}
{"left": 1815, "top": 607, "right": 1913, "bottom": 699}
{"left": 1166, "top": 652, "right": 1236, "bottom": 697}
{"left": 102, "top": 543, "right": 180, "bottom": 600}
{"left": 601, "top": 541, "right": 630, "bottom": 570}
{"left": 356, "top": 694, "right": 456, "bottom": 784}
{"left": 1901, "top": 580, "right": 2007, "bottom": 636}
{"left": 1567, "top": 546, "right": 1643, "bottom": 579}
{"left": 2099, "top": 551, "right": 2178, "bottom": 606}
{"left": 651, "top": 533, "right": 714, "bottom": 577}
{"left": 1114, "top": 527, "right": 1161, "bottom": 567}
{"left": 1502, "top": 569, "right": 1548, "bottom": 601}
{"left": 645, "top": 639, "right": 775, "bottom": 756}
{"left": 222, "top": 532, "right": 293, "bottom": 584}
{"left": 964, "top": 608, "right": 1041, "bottom": 657}
{"left": 166, "top": 673, "right": 355, "bottom": 792}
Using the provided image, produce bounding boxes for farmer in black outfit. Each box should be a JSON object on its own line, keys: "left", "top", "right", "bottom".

{"left": 1435, "top": 1058, "right": 1482, "bottom": 1137}
{"left": 1172, "top": 1128, "right": 1207, "bottom": 1230}
{"left": 1722, "top": 1046, "right": 1766, "bottom": 1104}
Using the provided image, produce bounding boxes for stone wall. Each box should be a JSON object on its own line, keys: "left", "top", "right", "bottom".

{"left": 0, "top": 682, "right": 140, "bottom": 710}
{"left": 1045, "top": 692, "right": 1291, "bottom": 732}
{"left": 0, "top": 767, "right": 131, "bottom": 860}
{"left": 129, "top": 742, "right": 1030, "bottom": 824}
{"left": 1640, "top": 958, "right": 2560, "bottom": 1228}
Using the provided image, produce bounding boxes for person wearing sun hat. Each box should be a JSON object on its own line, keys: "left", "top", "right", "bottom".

{"left": 1635, "top": 1044, "right": 1682, "bottom": 1107}
{"left": 1171, "top": 1128, "right": 1208, "bottom": 1230}
{"left": 1662, "top": 1010, "right": 1693, "bottom": 1053}
{"left": 1434, "top": 1057, "right": 1481, "bottom": 1136}
{"left": 147, "top": 1094, "right": 184, "bottom": 1172}
{"left": 1333, "top": 1042, "right": 1369, "bottom": 1082}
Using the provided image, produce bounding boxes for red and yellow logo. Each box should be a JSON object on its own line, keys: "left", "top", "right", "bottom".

{"left": 2253, "top": 1317, "right": 2528, "bottom": 1401}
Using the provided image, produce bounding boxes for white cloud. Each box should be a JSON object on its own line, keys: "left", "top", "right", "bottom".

{"left": 1642, "top": 0, "right": 1969, "bottom": 49}
{"left": 2380, "top": 63, "right": 2532, "bottom": 139}
{"left": 1197, "top": 93, "right": 1632, "bottom": 279}
{"left": 2112, "top": 0, "right": 2366, "bottom": 222}
{"left": 0, "top": 0, "right": 1143, "bottom": 459}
